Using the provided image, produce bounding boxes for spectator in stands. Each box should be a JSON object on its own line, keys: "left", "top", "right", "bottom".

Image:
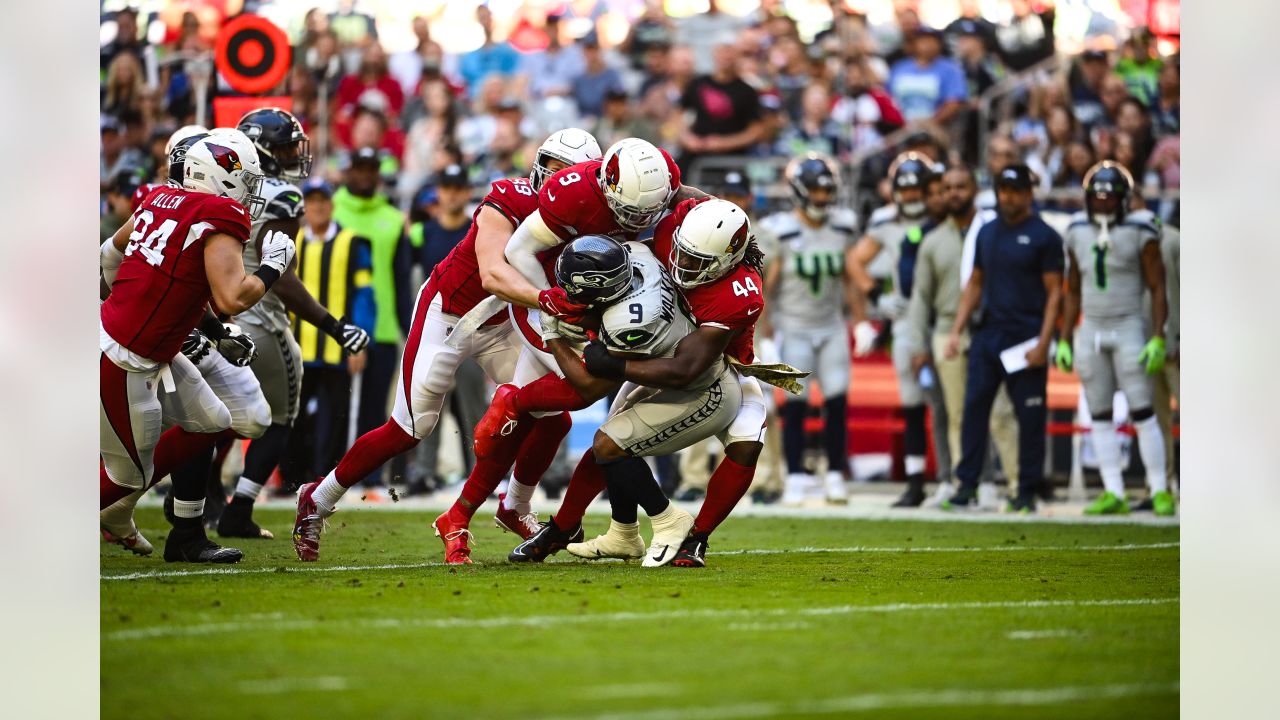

{"left": 995, "top": 0, "right": 1056, "bottom": 73}
{"left": 346, "top": 105, "right": 405, "bottom": 163}
{"left": 883, "top": 5, "right": 923, "bottom": 66}
{"left": 389, "top": 15, "right": 450, "bottom": 99}
{"left": 524, "top": 14, "right": 586, "bottom": 102}
{"left": 677, "top": 43, "right": 764, "bottom": 169}
{"left": 943, "top": 164, "right": 1064, "bottom": 512}
{"left": 335, "top": 44, "right": 405, "bottom": 151}
{"left": 102, "top": 53, "right": 146, "bottom": 119}
{"left": 1047, "top": 139, "right": 1094, "bottom": 211}
{"left": 457, "top": 77, "right": 513, "bottom": 165}
{"left": 1095, "top": 74, "right": 1130, "bottom": 132}
{"left": 1151, "top": 58, "right": 1179, "bottom": 134}
{"left": 637, "top": 41, "right": 673, "bottom": 100}
{"left": 594, "top": 88, "right": 659, "bottom": 151}
{"left": 101, "top": 7, "right": 144, "bottom": 72}
{"left": 1011, "top": 81, "right": 1068, "bottom": 159}
{"left": 976, "top": 134, "right": 1018, "bottom": 211}
{"left": 460, "top": 5, "right": 521, "bottom": 99}
{"left": 945, "top": 0, "right": 998, "bottom": 57}
{"left": 329, "top": 0, "right": 378, "bottom": 50}
{"left": 887, "top": 27, "right": 968, "bottom": 127}
{"left": 623, "top": 0, "right": 676, "bottom": 70}
{"left": 100, "top": 115, "right": 143, "bottom": 188}
{"left": 401, "top": 79, "right": 459, "bottom": 209}
{"left": 1069, "top": 49, "right": 1110, "bottom": 130}
{"left": 101, "top": 170, "right": 142, "bottom": 240}
{"left": 675, "top": 0, "right": 746, "bottom": 74}
{"left": 1025, "top": 105, "right": 1076, "bottom": 192}
{"left": 1115, "top": 97, "right": 1155, "bottom": 174}
{"left": 831, "top": 56, "right": 904, "bottom": 156}
{"left": 1148, "top": 132, "right": 1179, "bottom": 192}
{"left": 571, "top": 33, "right": 624, "bottom": 121}
{"left": 770, "top": 35, "right": 812, "bottom": 122}
{"left": 776, "top": 84, "right": 844, "bottom": 158}
{"left": 953, "top": 19, "right": 1002, "bottom": 98}
{"left": 1115, "top": 27, "right": 1163, "bottom": 106}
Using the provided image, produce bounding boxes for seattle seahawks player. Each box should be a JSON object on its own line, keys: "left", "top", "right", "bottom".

{"left": 758, "top": 153, "right": 857, "bottom": 505}
{"left": 541, "top": 236, "right": 743, "bottom": 566}
{"left": 218, "top": 108, "right": 370, "bottom": 540}
{"left": 1057, "top": 161, "right": 1173, "bottom": 516}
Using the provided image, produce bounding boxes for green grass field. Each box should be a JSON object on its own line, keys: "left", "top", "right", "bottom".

{"left": 102, "top": 507, "right": 1178, "bottom": 720}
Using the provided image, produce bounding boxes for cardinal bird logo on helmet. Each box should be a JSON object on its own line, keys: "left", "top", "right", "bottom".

{"left": 603, "top": 153, "right": 621, "bottom": 192}
{"left": 725, "top": 217, "right": 749, "bottom": 254}
{"left": 207, "top": 144, "right": 243, "bottom": 174}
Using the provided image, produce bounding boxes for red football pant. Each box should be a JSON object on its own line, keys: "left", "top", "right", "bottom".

{"left": 552, "top": 451, "right": 606, "bottom": 531}
{"left": 691, "top": 456, "right": 756, "bottom": 536}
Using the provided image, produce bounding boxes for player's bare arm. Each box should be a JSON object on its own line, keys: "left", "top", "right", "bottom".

{"left": 846, "top": 235, "right": 882, "bottom": 323}
{"left": 758, "top": 258, "right": 782, "bottom": 337}
{"left": 1141, "top": 242, "right": 1168, "bottom": 340}
{"left": 252, "top": 216, "right": 327, "bottom": 327}
{"left": 672, "top": 184, "right": 710, "bottom": 204}
{"left": 476, "top": 205, "right": 541, "bottom": 308}
{"left": 546, "top": 338, "right": 620, "bottom": 400}
{"left": 1061, "top": 248, "right": 1083, "bottom": 345}
{"left": 946, "top": 267, "right": 984, "bottom": 358}
{"left": 204, "top": 233, "right": 271, "bottom": 315}
{"left": 605, "top": 325, "right": 734, "bottom": 390}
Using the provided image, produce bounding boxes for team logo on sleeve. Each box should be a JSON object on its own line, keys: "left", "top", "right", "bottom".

{"left": 603, "top": 154, "right": 621, "bottom": 192}
{"left": 725, "top": 218, "right": 749, "bottom": 254}
{"left": 206, "top": 143, "right": 244, "bottom": 173}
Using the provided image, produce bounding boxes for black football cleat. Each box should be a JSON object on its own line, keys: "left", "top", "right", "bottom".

{"left": 941, "top": 485, "right": 978, "bottom": 510}
{"left": 507, "top": 520, "right": 584, "bottom": 563}
{"left": 1130, "top": 496, "right": 1154, "bottom": 512}
{"left": 671, "top": 533, "right": 708, "bottom": 568}
{"left": 164, "top": 526, "right": 244, "bottom": 564}
{"left": 1006, "top": 495, "right": 1038, "bottom": 514}
{"left": 216, "top": 499, "right": 273, "bottom": 539}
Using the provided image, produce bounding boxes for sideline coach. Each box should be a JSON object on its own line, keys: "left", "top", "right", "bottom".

{"left": 942, "top": 164, "right": 1064, "bottom": 512}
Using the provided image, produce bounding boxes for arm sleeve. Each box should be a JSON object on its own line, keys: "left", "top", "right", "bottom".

{"left": 505, "top": 211, "right": 563, "bottom": 291}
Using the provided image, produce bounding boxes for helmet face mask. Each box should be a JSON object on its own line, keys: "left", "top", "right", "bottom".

{"left": 669, "top": 198, "right": 751, "bottom": 289}
{"left": 889, "top": 152, "right": 935, "bottom": 219}
{"left": 183, "top": 130, "right": 268, "bottom": 219}
{"left": 600, "top": 138, "right": 675, "bottom": 232}
{"left": 1083, "top": 161, "right": 1133, "bottom": 225}
{"left": 786, "top": 153, "right": 840, "bottom": 223}
{"left": 237, "top": 108, "right": 313, "bottom": 183}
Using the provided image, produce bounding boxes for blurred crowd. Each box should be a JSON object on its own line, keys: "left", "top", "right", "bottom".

{"left": 99, "top": 0, "right": 1179, "bottom": 494}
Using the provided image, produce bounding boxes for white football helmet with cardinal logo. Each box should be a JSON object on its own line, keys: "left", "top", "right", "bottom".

{"left": 182, "top": 129, "right": 267, "bottom": 218}
{"left": 669, "top": 199, "right": 752, "bottom": 289}
{"left": 599, "top": 138, "right": 674, "bottom": 232}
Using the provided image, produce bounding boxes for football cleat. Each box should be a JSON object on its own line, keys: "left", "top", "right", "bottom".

{"left": 941, "top": 485, "right": 978, "bottom": 510}
{"left": 891, "top": 486, "right": 926, "bottom": 508}
{"left": 567, "top": 521, "right": 644, "bottom": 561}
{"left": 923, "top": 481, "right": 955, "bottom": 508}
{"left": 1152, "top": 490, "right": 1176, "bottom": 517}
{"left": 1006, "top": 495, "right": 1037, "bottom": 514}
{"left": 782, "top": 473, "right": 816, "bottom": 507}
{"left": 671, "top": 532, "right": 709, "bottom": 568}
{"left": 494, "top": 498, "right": 540, "bottom": 540}
{"left": 433, "top": 513, "right": 476, "bottom": 565}
{"left": 1084, "top": 491, "right": 1130, "bottom": 516}
{"left": 473, "top": 384, "right": 522, "bottom": 459}
{"left": 163, "top": 527, "right": 243, "bottom": 564}
{"left": 216, "top": 499, "right": 274, "bottom": 539}
{"left": 292, "top": 481, "right": 325, "bottom": 562}
{"left": 508, "top": 519, "right": 584, "bottom": 563}
{"left": 101, "top": 525, "right": 154, "bottom": 557}
{"left": 644, "top": 506, "right": 695, "bottom": 567}
{"left": 823, "top": 470, "right": 849, "bottom": 505}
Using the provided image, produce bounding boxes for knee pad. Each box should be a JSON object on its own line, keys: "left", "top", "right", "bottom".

{"left": 234, "top": 397, "right": 273, "bottom": 439}
{"left": 1130, "top": 407, "right": 1155, "bottom": 422}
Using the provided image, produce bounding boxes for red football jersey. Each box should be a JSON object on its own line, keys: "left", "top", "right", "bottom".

{"left": 130, "top": 182, "right": 164, "bottom": 213}
{"left": 101, "top": 187, "right": 252, "bottom": 362}
{"left": 652, "top": 199, "right": 763, "bottom": 365}
{"left": 537, "top": 149, "right": 682, "bottom": 243}
{"left": 429, "top": 176, "right": 541, "bottom": 324}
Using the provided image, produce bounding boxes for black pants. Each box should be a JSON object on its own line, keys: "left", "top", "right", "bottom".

{"left": 355, "top": 342, "right": 399, "bottom": 486}
{"left": 282, "top": 366, "right": 352, "bottom": 489}
{"left": 955, "top": 330, "right": 1048, "bottom": 497}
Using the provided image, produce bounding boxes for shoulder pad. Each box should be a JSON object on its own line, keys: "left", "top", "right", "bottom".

{"left": 829, "top": 207, "right": 858, "bottom": 234}
{"left": 262, "top": 180, "right": 304, "bottom": 221}
{"left": 869, "top": 205, "right": 898, "bottom": 227}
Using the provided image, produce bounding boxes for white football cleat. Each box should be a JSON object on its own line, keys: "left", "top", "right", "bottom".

{"left": 567, "top": 521, "right": 644, "bottom": 560}
{"left": 643, "top": 505, "right": 695, "bottom": 567}
{"left": 977, "top": 482, "right": 1002, "bottom": 511}
{"left": 783, "top": 472, "right": 816, "bottom": 506}
{"left": 101, "top": 490, "right": 152, "bottom": 556}
{"left": 924, "top": 481, "right": 956, "bottom": 508}
{"left": 823, "top": 470, "right": 849, "bottom": 505}
{"left": 101, "top": 524, "right": 153, "bottom": 556}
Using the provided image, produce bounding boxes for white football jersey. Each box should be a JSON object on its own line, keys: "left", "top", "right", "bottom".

{"left": 237, "top": 176, "right": 304, "bottom": 332}
{"left": 599, "top": 242, "right": 723, "bottom": 390}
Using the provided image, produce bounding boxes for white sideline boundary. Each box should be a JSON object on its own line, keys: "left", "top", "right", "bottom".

{"left": 104, "top": 597, "right": 1177, "bottom": 642}
{"left": 548, "top": 682, "right": 1179, "bottom": 720}
{"left": 101, "top": 541, "right": 1178, "bottom": 582}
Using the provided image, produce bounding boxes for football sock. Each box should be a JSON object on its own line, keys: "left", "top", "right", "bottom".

{"left": 692, "top": 456, "right": 756, "bottom": 536}
{"left": 445, "top": 456, "right": 511, "bottom": 526}
{"left": 781, "top": 399, "right": 807, "bottom": 474}
{"left": 604, "top": 467, "right": 638, "bottom": 524}
{"left": 553, "top": 451, "right": 607, "bottom": 531}
{"left": 332, "top": 420, "right": 418, "bottom": 488}
{"left": 903, "top": 404, "right": 927, "bottom": 480}
{"left": 311, "top": 474, "right": 346, "bottom": 517}
{"left": 607, "top": 456, "right": 669, "bottom": 518}
{"left": 513, "top": 412, "right": 571, "bottom": 494}
{"left": 511, "top": 374, "right": 589, "bottom": 414}
{"left": 241, "top": 423, "right": 290, "bottom": 487}
{"left": 503, "top": 480, "right": 536, "bottom": 513}
{"left": 170, "top": 448, "right": 213, "bottom": 513}
{"left": 1133, "top": 415, "right": 1168, "bottom": 493}
{"left": 823, "top": 394, "right": 849, "bottom": 471}
{"left": 1090, "top": 420, "right": 1126, "bottom": 496}
{"left": 151, "top": 427, "right": 237, "bottom": 486}
{"left": 233, "top": 477, "right": 264, "bottom": 501}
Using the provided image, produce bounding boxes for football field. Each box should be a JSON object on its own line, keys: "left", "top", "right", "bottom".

{"left": 101, "top": 504, "right": 1178, "bottom": 719}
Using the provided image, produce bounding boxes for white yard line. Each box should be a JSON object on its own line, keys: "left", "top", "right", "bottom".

{"left": 104, "top": 597, "right": 1176, "bottom": 643}
{"left": 1006, "top": 629, "right": 1080, "bottom": 640}
{"left": 236, "top": 676, "right": 348, "bottom": 695}
{"left": 546, "top": 682, "right": 1179, "bottom": 720}
{"left": 101, "top": 541, "right": 1178, "bottom": 582}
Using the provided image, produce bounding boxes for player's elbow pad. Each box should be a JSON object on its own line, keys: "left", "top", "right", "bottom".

{"left": 101, "top": 239, "right": 124, "bottom": 288}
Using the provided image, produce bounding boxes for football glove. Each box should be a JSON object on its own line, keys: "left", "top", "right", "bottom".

{"left": 1138, "top": 336, "right": 1166, "bottom": 376}
{"left": 541, "top": 316, "right": 590, "bottom": 344}
{"left": 259, "top": 229, "right": 296, "bottom": 276}
{"left": 217, "top": 324, "right": 258, "bottom": 367}
{"left": 538, "top": 287, "right": 591, "bottom": 320}
{"left": 853, "top": 321, "right": 878, "bottom": 357}
{"left": 1054, "top": 339, "right": 1074, "bottom": 372}
{"left": 583, "top": 340, "right": 626, "bottom": 380}
{"left": 327, "top": 316, "right": 370, "bottom": 354}
{"left": 181, "top": 329, "right": 214, "bottom": 365}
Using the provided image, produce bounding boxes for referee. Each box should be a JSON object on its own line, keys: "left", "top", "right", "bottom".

{"left": 942, "top": 164, "right": 1064, "bottom": 513}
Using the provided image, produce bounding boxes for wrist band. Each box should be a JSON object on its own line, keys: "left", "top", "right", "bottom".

{"left": 253, "top": 266, "right": 281, "bottom": 291}
{"left": 199, "top": 314, "right": 228, "bottom": 341}
{"left": 320, "top": 314, "right": 341, "bottom": 337}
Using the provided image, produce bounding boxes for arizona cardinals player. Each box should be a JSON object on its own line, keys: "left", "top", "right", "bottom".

{"left": 100, "top": 130, "right": 296, "bottom": 562}
{"left": 291, "top": 129, "right": 603, "bottom": 563}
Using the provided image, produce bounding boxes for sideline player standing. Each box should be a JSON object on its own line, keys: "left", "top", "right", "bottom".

{"left": 758, "top": 153, "right": 856, "bottom": 505}
{"left": 100, "top": 131, "right": 296, "bottom": 561}
{"left": 1057, "top": 161, "right": 1173, "bottom": 515}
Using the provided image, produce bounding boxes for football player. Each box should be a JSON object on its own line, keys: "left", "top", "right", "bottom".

{"left": 758, "top": 153, "right": 858, "bottom": 505}
{"left": 848, "top": 155, "right": 951, "bottom": 507}
{"left": 100, "top": 130, "right": 296, "bottom": 562}
{"left": 1057, "top": 162, "right": 1173, "bottom": 516}
{"left": 291, "top": 129, "right": 603, "bottom": 562}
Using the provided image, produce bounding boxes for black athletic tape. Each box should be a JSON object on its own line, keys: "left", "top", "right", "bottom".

{"left": 254, "top": 266, "right": 281, "bottom": 290}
